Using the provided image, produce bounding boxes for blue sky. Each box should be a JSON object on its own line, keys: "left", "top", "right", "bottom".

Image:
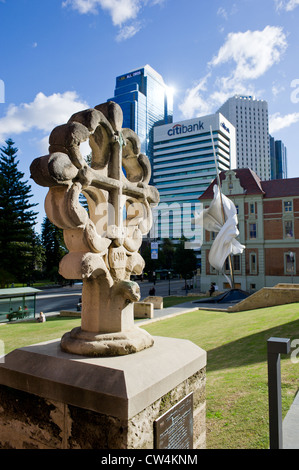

{"left": 0, "top": 0, "right": 299, "bottom": 232}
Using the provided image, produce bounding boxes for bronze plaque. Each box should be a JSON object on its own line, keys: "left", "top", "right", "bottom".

{"left": 154, "top": 393, "right": 193, "bottom": 449}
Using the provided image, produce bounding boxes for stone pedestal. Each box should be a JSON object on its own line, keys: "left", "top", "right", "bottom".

{"left": 0, "top": 336, "right": 206, "bottom": 449}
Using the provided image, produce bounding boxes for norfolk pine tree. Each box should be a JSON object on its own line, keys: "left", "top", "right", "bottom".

{"left": 0, "top": 139, "right": 38, "bottom": 285}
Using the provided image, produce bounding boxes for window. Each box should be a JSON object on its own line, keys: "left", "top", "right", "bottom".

{"left": 285, "top": 252, "right": 295, "bottom": 275}
{"left": 250, "top": 203, "right": 255, "bottom": 214}
{"left": 210, "top": 264, "right": 217, "bottom": 274}
{"left": 284, "top": 201, "right": 293, "bottom": 212}
{"left": 250, "top": 253, "right": 257, "bottom": 274}
{"left": 249, "top": 223, "right": 257, "bottom": 239}
{"left": 225, "top": 255, "right": 241, "bottom": 273}
{"left": 284, "top": 220, "right": 294, "bottom": 238}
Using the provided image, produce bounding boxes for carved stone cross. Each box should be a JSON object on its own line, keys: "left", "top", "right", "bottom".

{"left": 30, "top": 102, "right": 159, "bottom": 356}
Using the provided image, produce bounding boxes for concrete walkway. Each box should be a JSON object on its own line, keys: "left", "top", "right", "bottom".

{"left": 283, "top": 392, "right": 299, "bottom": 449}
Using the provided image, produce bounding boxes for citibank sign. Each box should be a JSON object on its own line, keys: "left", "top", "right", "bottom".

{"left": 167, "top": 121, "right": 204, "bottom": 136}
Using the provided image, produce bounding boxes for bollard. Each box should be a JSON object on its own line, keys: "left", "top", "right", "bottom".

{"left": 267, "top": 337, "right": 291, "bottom": 449}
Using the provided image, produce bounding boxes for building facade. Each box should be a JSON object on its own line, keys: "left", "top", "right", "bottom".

{"left": 199, "top": 168, "right": 299, "bottom": 293}
{"left": 152, "top": 113, "right": 236, "bottom": 245}
{"left": 270, "top": 135, "right": 288, "bottom": 180}
{"left": 218, "top": 95, "right": 271, "bottom": 181}
{"left": 108, "top": 65, "right": 173, "bottom": 169}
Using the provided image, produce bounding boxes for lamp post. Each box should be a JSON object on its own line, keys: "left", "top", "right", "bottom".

{"left": 168, "top": 271, "right": 171, "bottom": 296}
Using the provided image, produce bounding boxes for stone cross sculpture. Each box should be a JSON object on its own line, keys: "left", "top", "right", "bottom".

{"left": 30, "top": 101, "right": 159, "bottom": 356}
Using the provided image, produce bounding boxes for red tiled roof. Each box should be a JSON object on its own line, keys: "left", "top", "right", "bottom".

{"left": 199, "top": 168, "right": 264, "bottom": 200}
{"left": 262, "top": 178, "right": 299, "bottom": 198}
{"left": 199, "top": 168, "right": 299, "bottom": 200}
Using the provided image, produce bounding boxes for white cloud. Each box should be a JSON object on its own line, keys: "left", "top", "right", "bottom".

{"left": 269, "top": 112, "right": 299, "bottom": 133}
{"left": 210, "top": 26, "right": 287, "bottom": 84}
{"left": 179, "top": 26, "right": 287, "bottom": 119}
{"left": 115, "top": 22, "right": 142, "bottom": 41}
{"left": 62, "top": 0, "right": 140, "bottom": 25}
{"left": 0, "top": 91, "right": 89, "bottom": 144}
{"left": 217, "top": 7, "right": 228, "bottom": 20}
{"left": 178, "top": 75, "right": 212, "bottom": 119}
{"left": 62, "top": 0, "right": 165, "bottom": 40}
{"left": 275, "top": 0, "right": 299, "bottom": 11}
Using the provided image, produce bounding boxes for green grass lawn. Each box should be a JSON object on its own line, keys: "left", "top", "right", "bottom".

{"left": 0, "top": 301, "right": 299, "bottom": 449}
{"left": 143, "top": 302, "right": 299, "bottom": 449}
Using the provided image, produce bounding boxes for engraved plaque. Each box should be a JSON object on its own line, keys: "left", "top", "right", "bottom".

{"left": 154, "top": 393, "right": 193, "bottom": 449}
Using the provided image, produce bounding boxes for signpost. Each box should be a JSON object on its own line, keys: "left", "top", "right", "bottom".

{"left": 151, "top": 242, "right": 158, "bottom": 260}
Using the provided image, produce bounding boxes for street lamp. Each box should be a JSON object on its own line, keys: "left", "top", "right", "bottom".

{"left": 168, "top": 271, "right": 171, "bottom": 296}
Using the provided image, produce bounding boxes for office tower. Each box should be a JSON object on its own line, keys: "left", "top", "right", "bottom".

{"left": 218, "top": 95, "right": 271, "bottom": 180}
{"left": 153, "top": 113, "right": 236, "bottom": 244}
{"left": 108, "top": 65, "right": 173, "bottom": 168}
{"left": 270, "top": 135, "right": 288, "bottom": 180}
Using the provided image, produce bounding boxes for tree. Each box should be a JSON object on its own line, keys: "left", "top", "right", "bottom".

{"left": 41, "top": 217, "right": 67, "bottom": 282}
{"left": 159, "top": 238, "right": 175, "bottom": 270}
{"left": 174, "top": 238, "right": 197, "bottom": 290}
{"left": 0, "top": 139, "right": 38, "bottom": 285}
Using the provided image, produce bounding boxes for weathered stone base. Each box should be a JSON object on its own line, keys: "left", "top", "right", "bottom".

{"left": 61, "top": 326, "right": 154, "bottom": 356}
{"left": 0, "top": 336, "right": 206, "bottom": 449}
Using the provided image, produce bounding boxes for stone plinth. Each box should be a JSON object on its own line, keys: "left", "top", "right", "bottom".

{"left": 134, "top": 302, "right": 154, "bottom": 319}
{"left": 0, "top": 336, "right": 206, "bottom": 449}
{"left": 143, "top": 296, "right": 163, "bottom": 309}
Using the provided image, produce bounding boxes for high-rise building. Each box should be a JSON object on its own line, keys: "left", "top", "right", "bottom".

{"left": 217, "top": 95, "right": 271, "bottom": 180}
{"left": 270, "top": 135, "right": 288, "bottom": 180}
{"left": 152, "top": 113, "right": 236, "bottom": 245}
{"left": 108, "top": 65, "right": 173, "bottom": 169}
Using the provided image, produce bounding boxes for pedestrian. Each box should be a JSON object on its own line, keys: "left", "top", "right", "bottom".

{"left": 37, "top": 311, "right": 46, "bottom": 323}
{"left": 149, "top": 286, "right": 156, "bottom": 296}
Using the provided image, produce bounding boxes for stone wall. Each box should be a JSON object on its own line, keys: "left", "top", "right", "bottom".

{"left": 0, "top": 369, "right": 206, "bottom": 449}
{"left": 228, "top": 285, "right": 299, "bottom": 312}
{"left": 0, "top": 336, "right": 206, "bottom": 449}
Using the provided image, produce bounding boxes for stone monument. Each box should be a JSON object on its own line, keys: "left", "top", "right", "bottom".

{"left": 0, "top": 102, "right": 207, "bottom": 449}
{"left": 30, "top": 101, "right": 158, "bottom": 356}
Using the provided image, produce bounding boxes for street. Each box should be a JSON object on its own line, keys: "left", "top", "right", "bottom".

{"left": 36, "top": 277, "right": 200, "bottom": 315}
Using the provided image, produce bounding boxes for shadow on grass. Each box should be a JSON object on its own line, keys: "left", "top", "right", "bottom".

{"left": 207, "top": 317, "right": 299, "bottom": 372}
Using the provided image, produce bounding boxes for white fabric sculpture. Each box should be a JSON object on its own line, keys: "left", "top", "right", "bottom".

{"left": 200, "top": 185, "right": 245, "bottom": 272}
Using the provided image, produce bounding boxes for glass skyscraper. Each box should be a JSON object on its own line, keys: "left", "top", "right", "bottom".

{"left": 270, "top": 135, "right": 288, "bottom": 180}
{"left": 108, "top": 65, "right": 173, "bottom": 168}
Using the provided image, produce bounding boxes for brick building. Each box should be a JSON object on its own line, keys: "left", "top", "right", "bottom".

{"left": 199, "top": 168, "right": 299, "bottom": 293}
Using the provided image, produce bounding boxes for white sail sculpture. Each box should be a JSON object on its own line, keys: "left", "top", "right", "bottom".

{"left": 198, "top": 184, "right": 245, "bottom": 276}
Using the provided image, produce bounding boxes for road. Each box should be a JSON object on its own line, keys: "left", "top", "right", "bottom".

{"left": 36, "top": 278, "right": 200, "bottom": 315}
